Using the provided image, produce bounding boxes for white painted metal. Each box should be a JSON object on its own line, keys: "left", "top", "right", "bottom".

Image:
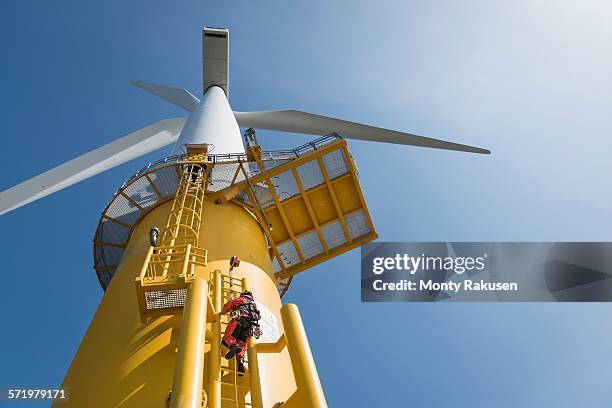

{"left": 203, "top": 27, "right": 229, "bottom": 95}
{"left": 173, "top": 86, "right": 244, "bottom": 155}
{"left": 131, "top": 80, "right": 200, "bottom": 112}
{"left": 0, "top": 118, "right": 187, "bottom": 216}
{"left": 234, "top": 110, "right": 490, "bottom": 154}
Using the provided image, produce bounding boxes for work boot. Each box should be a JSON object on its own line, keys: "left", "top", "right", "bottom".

{"left": 225, "top": 345, "right": 242, "bottom": 360}
{"left": 237, "top": 358, "right": 246, "bottom": 377}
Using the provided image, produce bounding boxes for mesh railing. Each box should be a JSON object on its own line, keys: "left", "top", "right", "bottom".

{"left": 94, "top": 133, "right": 344, "bottom": 293}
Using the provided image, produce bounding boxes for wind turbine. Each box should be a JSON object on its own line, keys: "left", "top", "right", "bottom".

{"left": 0, "top": 27, "right": 488, "bottom": 408}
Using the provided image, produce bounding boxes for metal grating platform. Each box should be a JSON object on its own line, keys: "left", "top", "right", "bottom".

{"left": 93, "top": 134, "right": 377, "bottom": 296}
{"left": 144, "top": 288, "right": 187, "bottom": 310}
{"left": 206, "top": 136, "right": 377, "bottom": 284}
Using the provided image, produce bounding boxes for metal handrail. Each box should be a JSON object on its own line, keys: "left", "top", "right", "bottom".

{"left": 139, "top": 244, "right": 208, "bottom": 281}
{"left": 99, "top": 133, "right": 343, "bottom": 294}
{"left": 119, "top": 133, "right": 342, "bottom": 190}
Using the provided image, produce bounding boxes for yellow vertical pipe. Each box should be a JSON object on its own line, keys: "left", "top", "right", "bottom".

{"left": 280, "top": 304, "right": 328, "bottom": 408}
{"left": 169, "top": 277, "right": 208, "bottom": 408}
{"left": 242, "top": 277, "right": 264, "bottom": 408}
{"left": 246, "top": 340, "right": 263, "bottom": 408}
{"left": 207, "top": 270, "right": 222, "bottom": 408}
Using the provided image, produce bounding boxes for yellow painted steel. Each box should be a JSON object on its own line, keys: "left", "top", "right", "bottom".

{"left": 280, "top": 304, "right": 328, "bottom": 408}
{"left": 56, "top": 201, "right": 297, "bottom": 407}
{"left": 61, "top": 138, "right": 374, "bottom": 407}
{"left": 256, "top": 335, "right": 286, "bottom": 354}
{"left": 242, "top": 277, "right": 264, "bottom": 408}
{"left": 134, "top": 159, "right": 210, "bottom": 322}
{"left": 207, "top": 270, "right": 222, "bottom": 408}
{"left": 246, "top": 342, "right": 263, "bottom": 408}
{"left": 169, "top": 277, "right": 208, "bottom": 408}
{"left": 200, "top": 138, "right": 377, "bottom": 283}
{"left": 160, "top": 162, "right": 207, "bottom": 248}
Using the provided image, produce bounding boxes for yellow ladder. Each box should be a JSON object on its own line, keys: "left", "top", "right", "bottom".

{"left": 135, "top": 158, "right": 209, "bottom": 321}
{"left": 207, "top": 271, "right": 263, "bottom": 408}
{"left": 160, "top": 162, "right": 208, "bottom": 248}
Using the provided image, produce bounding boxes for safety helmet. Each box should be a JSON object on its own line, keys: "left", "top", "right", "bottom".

{"left": 241, "top": 291, "right": 254, "bottom": 299}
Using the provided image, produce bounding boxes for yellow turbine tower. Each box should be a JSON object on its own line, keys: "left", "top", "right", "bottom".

{"left": 0, "top": 28, "right": 489, "bottom": 408}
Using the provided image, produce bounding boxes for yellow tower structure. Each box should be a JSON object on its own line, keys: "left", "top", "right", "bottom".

{"left": 57, "top": 135, "right": 376, "bottom": 407}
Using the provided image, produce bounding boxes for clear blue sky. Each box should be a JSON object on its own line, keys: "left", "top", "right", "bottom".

{"left": 1, "top": 1, "right": 612, "bottom": 406}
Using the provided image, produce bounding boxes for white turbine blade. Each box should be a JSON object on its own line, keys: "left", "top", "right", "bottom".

{"left": 234, "top": 110, "right": 490, "bottom": 154}
{"left": 0, "top": 117, "right": 187, "bottom": 216}
{"left": 131, "top": 80, "right": 200, "bottom": 112}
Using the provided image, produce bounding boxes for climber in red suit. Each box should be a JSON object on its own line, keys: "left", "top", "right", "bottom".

{"left": 222, "top": 290, "right": 262, "bottom": 375}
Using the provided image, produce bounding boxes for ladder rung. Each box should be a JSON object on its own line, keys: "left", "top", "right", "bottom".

{"left": 221, "top": 275, "right": 243, "bottom": 281}
{"left": 222, "top": 285, "right": 241, "bottom": 289}
{"left": 220, "top": 361, "right": 250, "bottom": 369}
{"left": 220, "top": 360, "right": 250, "bottom": 368}
{"left": 220, "top": 382, "right": 250, "bottom": 390}
{"left": 221, "top": 278, "right": 242, "bottom": 286}
{"left": 220, "top": 397, "right": 253, "bottom": 406}
{"left": 221, "top": 367, "right": 250, "bottom": 375}
{"left": 221, "top": 281, "right": 243, "bottom": 286}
